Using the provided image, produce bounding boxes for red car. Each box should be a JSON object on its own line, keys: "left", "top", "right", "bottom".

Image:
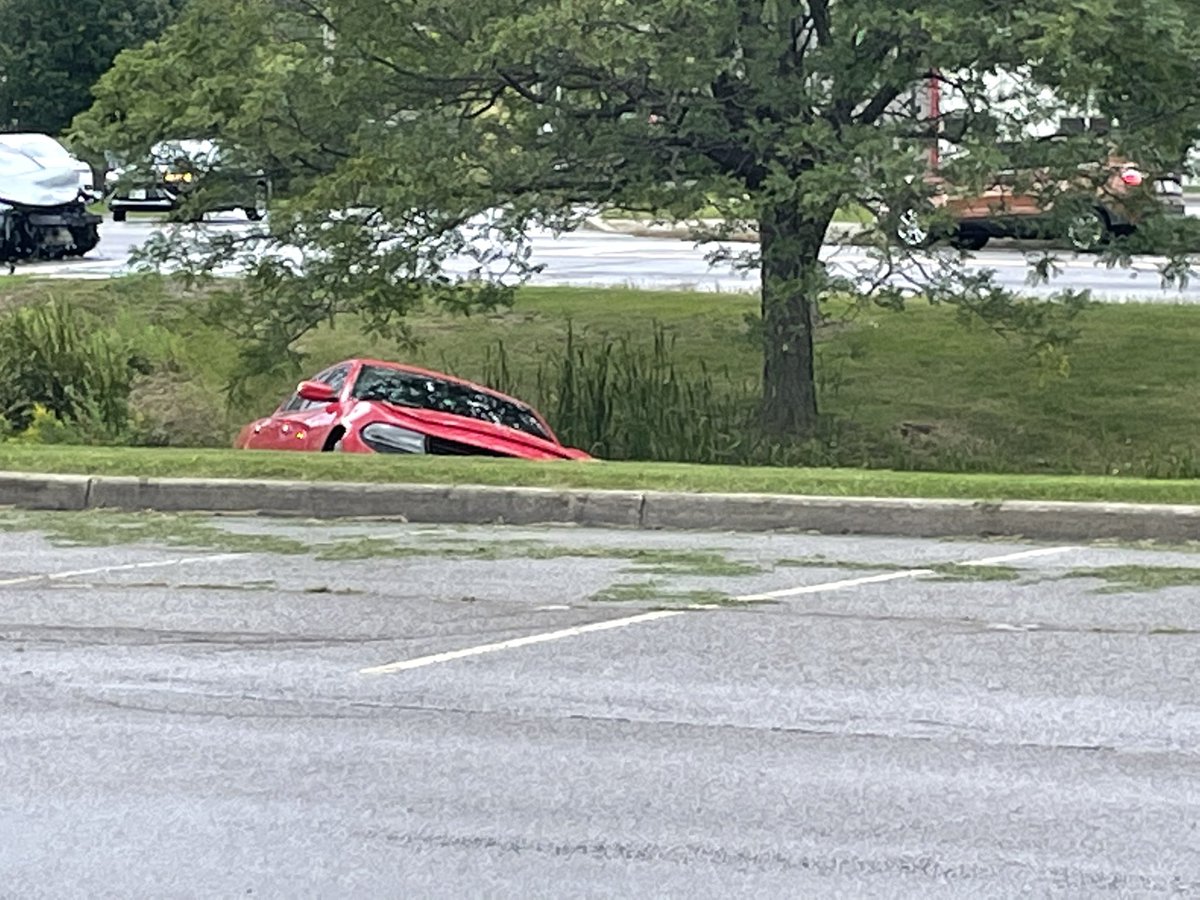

{"left": 235, "top": 358, "right": 591, "bottom": 460}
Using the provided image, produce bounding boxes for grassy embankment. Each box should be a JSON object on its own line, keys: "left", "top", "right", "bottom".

{"left": 1, "top": 274, "right": 1199, "bottom": 501}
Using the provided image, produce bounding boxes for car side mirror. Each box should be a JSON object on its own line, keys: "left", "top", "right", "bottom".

{"left": 297, "top": 380, "right": 338, "bottom": 403}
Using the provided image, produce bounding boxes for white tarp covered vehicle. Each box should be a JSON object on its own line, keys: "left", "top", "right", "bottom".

{"left": 0, "top": 140, "right": 101, "bottom": 267}
{"left": 0, "top": 133, "right": 96, "bottom": 197}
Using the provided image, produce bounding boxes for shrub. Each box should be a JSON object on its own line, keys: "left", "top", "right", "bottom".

{"left": 0, "top": 299, "right": 154, "bottom": 441}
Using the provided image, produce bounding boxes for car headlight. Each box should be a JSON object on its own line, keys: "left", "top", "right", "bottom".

{"left": 361, "top": 423, "right": 427, "bottom": 454}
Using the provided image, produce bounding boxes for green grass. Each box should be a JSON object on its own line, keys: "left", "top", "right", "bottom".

{"left": 589, "top": 580, "right": 734, "bottom": 606}
{"left": 0, "top": 508, "right": 312, "bottom": 554}
{"left": 774, "top": 557, "right": 908, "bottom": 570}
{"left": 5, "top": 275, "right": 1200, "bottom": 478}
{"left": 6, "top": 444, "right": 1200, "bottom": 503}
{"left": 1063, "top": 565, "right": 1200, "bottom": 593}
{"left": 929, "top": 564, "right": 1020, "bottom": 582}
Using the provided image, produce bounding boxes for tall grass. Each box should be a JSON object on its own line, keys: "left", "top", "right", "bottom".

{"left": 476, "top": 322, "right": 754, "bottom": 460}
{"left": 467, "top": 321, "right": 1200, "bottom": 477}
{"left": 0, "top": 298, "right": 170, "bottom": 442}
{"left": 474, "top": 321, "right": 856, "bottom": 465}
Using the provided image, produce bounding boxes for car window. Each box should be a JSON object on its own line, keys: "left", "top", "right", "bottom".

{"left": 279, "top": 363, "right": 350, "bottom": 412}
{"left": 351, "top": 364, "right": 550, "bottom": 439}
{"left": 322, "top": 364, "right": 350, "bottom": 395}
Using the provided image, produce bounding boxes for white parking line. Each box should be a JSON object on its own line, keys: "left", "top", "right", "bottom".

{"left": 735, "top": 545, "right": 1081, "bottom": 603}
{"left": 359, "top": 610, "right": 683, "bottom": 674}
{"left": 0, "top": 553, "right": 244, "bottom": 587}
{"left": 956, "top": 546, "right": 1081, "bottom": 566}
{"left": 359, "top": 545, "right": 1079, "bottom": 675}
{"left": 734, "top": 570, "right": 936, "bottom": 603}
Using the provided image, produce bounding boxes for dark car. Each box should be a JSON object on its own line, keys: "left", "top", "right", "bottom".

{"left": 235, "top": 358, "right": 593, "bottom": 460}
{"left": 107, "top": 139, "right": 269, "bottom": 222}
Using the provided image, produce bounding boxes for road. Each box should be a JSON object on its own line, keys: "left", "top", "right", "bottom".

{"left": 3, "top": 510, "right": 1200, "bottom": 896}
{"left": 16, "top": 212, "right": 1200, "bottom": 301}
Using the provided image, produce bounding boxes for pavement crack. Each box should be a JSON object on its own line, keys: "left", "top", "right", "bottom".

{"left": 350, "top": 829, "right": 1192, "bottom": 892}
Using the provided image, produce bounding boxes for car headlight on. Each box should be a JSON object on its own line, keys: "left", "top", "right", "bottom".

{"left": 361, "top": 423, "right": 427, "bottom": 454}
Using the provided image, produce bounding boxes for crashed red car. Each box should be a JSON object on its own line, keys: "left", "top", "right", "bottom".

{"left": 235, "top": 358, "right": 591, "bottom": 460}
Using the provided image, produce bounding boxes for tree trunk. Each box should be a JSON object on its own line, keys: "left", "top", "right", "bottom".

{"left": 759, "top": 201, "right": 834, "bottom": 438}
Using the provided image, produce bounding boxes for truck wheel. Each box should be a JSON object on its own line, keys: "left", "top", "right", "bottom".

{"left": 67, "top": 225, "right": 100, "bottom": 257}
{"left": 951, "top": 230, "right": 989, "bottom": 252}
{"left": 112, "top": 209, "right": 127, "bottom": 222}
{"left": 1067, "top": 209, "right": 1110, "bottom": 252}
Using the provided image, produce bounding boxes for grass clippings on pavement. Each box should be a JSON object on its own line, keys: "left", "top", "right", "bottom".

{"left": 1062, "top": 564, "right": 1200, "bottom": 594}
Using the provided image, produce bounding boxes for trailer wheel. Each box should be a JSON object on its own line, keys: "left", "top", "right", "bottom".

{"left": 67, "top": 224, "right": 100, "bottom": 257}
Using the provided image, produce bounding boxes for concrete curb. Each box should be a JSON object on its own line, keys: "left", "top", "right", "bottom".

{"left": 2, "top": 471, "right": 1200, "bottom": 542}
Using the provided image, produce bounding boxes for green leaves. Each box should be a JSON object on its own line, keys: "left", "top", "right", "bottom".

{"left": 0, "top": 0, "right": 186, "bottom": 137}
{"left": 68, "top": 0, "right": 1200, "bottom": 439}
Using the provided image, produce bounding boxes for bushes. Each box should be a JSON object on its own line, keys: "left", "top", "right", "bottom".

{"left": 0, "top": 298, "right": 169, "bottom": 444}
{"left": 472, "top": 321, "right": 866, "bottom": 466}
{"left": 477, "top": 322, "right": 752, "bottom": 462}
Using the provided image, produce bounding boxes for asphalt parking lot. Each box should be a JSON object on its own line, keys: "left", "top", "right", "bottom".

{"left": 25, "top": 215, "right": 1200, "bottom": 302}
{"left": 3, "top": 509, "right": 1200, "bottom": 897}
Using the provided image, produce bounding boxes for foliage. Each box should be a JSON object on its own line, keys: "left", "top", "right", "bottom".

{"left": 71, "top": 0, "right": 1200, "bottom": 439}
{"left": 9, "top": 404, "right": 105, "bottom": 445}
{"left": 479, "top": 322, "right": 763, "bottom": 463}
{"left": 0, "top": 298, "right": 169, "bottom": 442}
{"left": 0, "top": 0, "right": 186, "bottom": 137}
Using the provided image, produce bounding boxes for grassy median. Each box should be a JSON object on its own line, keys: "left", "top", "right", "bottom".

{"left": 3, "top": 274, "right": 1200, "bottom": 480}
{"left": 3, "top": 444, "right": 1200, "bottom": 505}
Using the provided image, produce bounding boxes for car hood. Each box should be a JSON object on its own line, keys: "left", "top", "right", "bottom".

{"left": 350, "top": 400, "right": 591, "bottom": 459}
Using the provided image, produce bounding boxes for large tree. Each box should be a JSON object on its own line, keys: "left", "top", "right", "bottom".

{"left": 0, "top": 0, "right": 186, "bottom": 135}
{"left": 72, "top": 0, "right": 1200, "bottom": 436}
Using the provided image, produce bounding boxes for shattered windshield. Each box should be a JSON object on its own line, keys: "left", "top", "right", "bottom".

{"left": 352, "top": 365, "right": 551, "bottom": 440}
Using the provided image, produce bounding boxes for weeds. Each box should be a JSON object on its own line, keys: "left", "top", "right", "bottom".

{"left": 0, "top": 297, "right": 182, "bottom": 445}
{"left": 590, "top": 580, "right": 732, "bottom": 606}
{"left": 1063, "top": 565, "right": 1200, "bottom": 593}
{"left": 479, "top": 321, "right": 764, "bottom": 463}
